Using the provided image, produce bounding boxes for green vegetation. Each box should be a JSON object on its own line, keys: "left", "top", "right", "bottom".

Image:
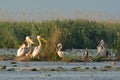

{"left": 104, "top": 66, "right": 112, "bottom": 68}
{"left": 0, "top": 19, "right": 120, "bottom": 60}
{"left": 93, "top": 56, "right": 101, "bottom": 62}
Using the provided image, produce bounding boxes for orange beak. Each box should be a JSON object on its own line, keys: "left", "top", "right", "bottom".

{"left": 40, "top": 38, "right": 48, "bottom": 43}
{"left": 28, "top": 38, "right": 34, "bottom": 44}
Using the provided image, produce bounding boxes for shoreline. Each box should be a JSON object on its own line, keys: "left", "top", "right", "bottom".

{"left": 0, "top": 54, "right": 119, "bottom": 62}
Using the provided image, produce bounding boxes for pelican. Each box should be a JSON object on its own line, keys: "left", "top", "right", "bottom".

{"left": 97, "top": 44, "right": 106, "bottom": 57}
{"left": 57, "top": 43, "right": 71, "bottom": 60}
{"left": 25, "top": 36, "right": 34, "bottom": 57}
{"left": 17, "top": 43, "right": 26, "bottom": 57}
{"left": 25, "top": 36, "right": 34, "bottom": 48}
{"left": 17, "top": 36, "right": 34, "bottom": 57}
{"left": 32, "top": 35, "right": 47, "bottom": 58}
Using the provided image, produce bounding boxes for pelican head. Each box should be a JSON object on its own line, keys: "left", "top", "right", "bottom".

{"left": 26, "top": 36, "right": 34, "bottom": 44}
{"left": 37, "top": 35, "right": 48, "bottom": 42}
{"left": 57, "top": 43, "right": 62, "bottom": 48}
{"left": 21, "top": 43, "right": 26, "bottom": 48}
{"left": 37, "top": 35, "right": 41, "bottom": 40}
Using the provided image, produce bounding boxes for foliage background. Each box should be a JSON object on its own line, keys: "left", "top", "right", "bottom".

{"left": 0, "top": 19, "right": 120, "bottom": 59}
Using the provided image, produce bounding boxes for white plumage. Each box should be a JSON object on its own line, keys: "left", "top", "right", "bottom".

{"left": 25, "top": 36, "right": 34, "bottom": 57}
{"left": 17, "top": 43, "right": 26, "bottom": 57}
{"left": 17, "top": 36, "right": 34, "bottom": 57}
{"left": 32, "top": 35, "right": 42, "bottom": 58}
{"left": 57, "top": 43, "right": 71, "bottom": 60}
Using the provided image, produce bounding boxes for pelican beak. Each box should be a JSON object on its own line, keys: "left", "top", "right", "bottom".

{"left": 28, "top": 38, "right": 34, "bottom": 44}
{"left": 40, "top": 38, "right": 48, "bottom": 42}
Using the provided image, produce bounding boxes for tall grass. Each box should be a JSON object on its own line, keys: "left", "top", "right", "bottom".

{"left": 41, "top": 28, "right": 62, "bottom": 61}
{"left": 0, "top": 19, "right": 120, "bottom": 59}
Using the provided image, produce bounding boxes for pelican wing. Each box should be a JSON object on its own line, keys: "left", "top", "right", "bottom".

{"left": 17, "top": 48, "right": 25, "bottom": 57}
{"left": 32, "top": 46, "right": 42, "bottom": 57}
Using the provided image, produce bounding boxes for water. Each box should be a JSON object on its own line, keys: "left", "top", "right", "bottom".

{"left": 0, "top": 49, "right": 118, "bottom": 80}
{"left": 0, "top": 71, "right": 120, "bottom": 80}
{"left": 0, "top": 61, "right": 120, "bottom": 80}
{"left": 0, "top": 48, "right": 115, "bottom": 57}
{"left": 0, "top": 49, "right": 17, "bottom": 54}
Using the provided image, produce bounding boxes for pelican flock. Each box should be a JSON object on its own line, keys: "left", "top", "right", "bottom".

{"left": 17, "top": 36, "right": 34, "bottom": 57}
{"left": 17, "top": 35, "right": 47, "bottom": 59}
{"left": 17, "top": 36, "right": 110, "bottom": 61}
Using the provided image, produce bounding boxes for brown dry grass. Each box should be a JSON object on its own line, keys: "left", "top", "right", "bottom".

{"left": 41, "top": 28, "right": 62, "bottom": 61}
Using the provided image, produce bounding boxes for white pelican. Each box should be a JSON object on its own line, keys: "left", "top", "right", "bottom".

{"left": 17, "top": 43, "right": 26, "bottom": 57}
{"left": 25, "top": 36, "right": 34, "bottom": 48}
{"left": 17, "top": 36, "right": 34, "bottom": 57}
{"left": 57, "top": 43, "right": 71, "bottom": 60}
{"left": 97, "top": 39, "right": 106, "bottom": 57}
{"left": 32, "top": 35, "right": 48, "bottom": 58}
{"left": 25, "top": 36, "right": 34, "bottom": 57}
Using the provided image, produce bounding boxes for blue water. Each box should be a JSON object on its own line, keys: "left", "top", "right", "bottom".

{"left": 0, "top": 61, "right": 120, "bottom": 80}
{"left": 0, "top": 71, "right": 120, "bottom": 80}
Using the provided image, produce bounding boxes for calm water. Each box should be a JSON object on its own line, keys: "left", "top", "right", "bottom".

{"left": 0, "top": 61, "right": 120, "bottom": 80}
{"left": 0, "top": 49, "right": 118, "bottom": 80}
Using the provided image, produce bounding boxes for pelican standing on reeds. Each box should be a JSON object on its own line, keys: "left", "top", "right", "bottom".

{"left": 32, "top": 35, "right": 47, "bottom": 58}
